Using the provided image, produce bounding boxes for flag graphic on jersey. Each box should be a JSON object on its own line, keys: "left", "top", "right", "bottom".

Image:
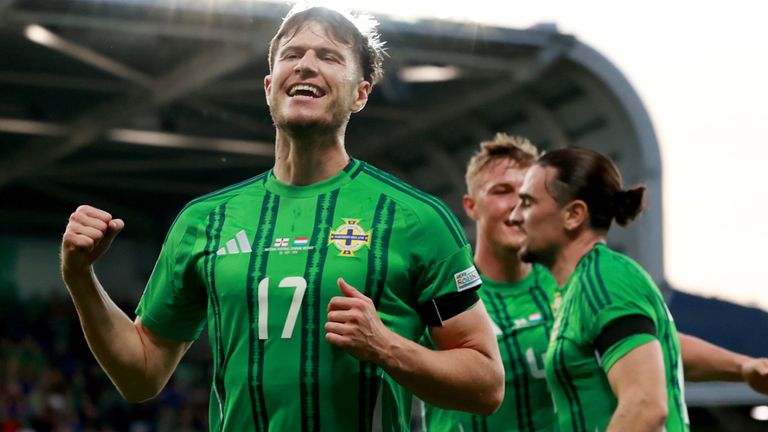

{"left": 135, "top": 159, "right": 475, "bottom": 432}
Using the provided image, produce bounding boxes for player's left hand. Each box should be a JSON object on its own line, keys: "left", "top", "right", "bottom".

{"left": 325, "top": 278, "right": 393, "bottom": 363}
{"left": 742, "top": 357, "right": 768, "bottom": 394}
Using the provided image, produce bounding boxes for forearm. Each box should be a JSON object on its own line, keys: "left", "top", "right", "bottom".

{"left": 64, "top": 268, "right": 159, "bottom": 401}
{"left": 607, "top": 399, "right": 667, "bottom": 432}
{"left": 378, "top": 329, "right": 503, "bottom": 415}
{"left": 680, "top": 333, "right": 751, "bottom": 381}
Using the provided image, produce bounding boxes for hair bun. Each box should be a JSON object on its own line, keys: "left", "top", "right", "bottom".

{"left": 613, "top": 186, "right": 647, "bottom": 226}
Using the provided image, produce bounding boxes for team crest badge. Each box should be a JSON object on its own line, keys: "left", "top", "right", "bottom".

{"left": 328, "top": 218, "right": 372, "bottom": 257}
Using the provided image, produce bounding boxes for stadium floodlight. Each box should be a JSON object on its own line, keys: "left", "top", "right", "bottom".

{"left": 751, "top": 405, "right": 768, "bottom": 421}
{"left": 398, "top": 65, "right": 460, "bottom": 83}
{"left": 24, "top": 24, "right": 58, "bottom": 47}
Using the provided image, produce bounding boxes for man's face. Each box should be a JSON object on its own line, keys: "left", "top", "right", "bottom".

{"left": 465, "top": 160, "right": 529, "bottom": 253}
{"left": 510, "top": 165, "right": 566, "bottom": 266}
{"left": 264, "top": 22, "right": 370, "bottom": 134}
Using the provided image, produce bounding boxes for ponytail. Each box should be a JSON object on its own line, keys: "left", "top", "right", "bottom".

{"left": 613, "top": 186, "right": 647, "bottom": 227}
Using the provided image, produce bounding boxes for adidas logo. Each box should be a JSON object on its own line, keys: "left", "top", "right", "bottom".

{"left": 216, "top": 230, "right": 252, "bottom": 255}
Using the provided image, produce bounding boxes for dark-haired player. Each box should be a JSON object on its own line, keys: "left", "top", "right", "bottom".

{"left": 511, "top": 147, "right": 687, "bottom": 431}
{"left": 60, "top": 6, "right": 503, "bottom": 431}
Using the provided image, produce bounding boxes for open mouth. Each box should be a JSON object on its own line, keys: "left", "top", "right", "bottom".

{"left": 288, "top": 84, "right": 325, "bottom": 98}
{"left": 504, "top": 220, "right": 525, "bottom": 234}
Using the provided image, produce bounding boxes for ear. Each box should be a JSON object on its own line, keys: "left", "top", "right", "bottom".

{"left": 562, "top": 200, "right": 588, "bottom": 231}
{"left": 350, "top": 80, "right": 372, "bottom": 113}
{"left": 463, "top": 194, "right": 478, "bottom": 221}
{"left": 264, "top": 75, "right": 273, "bottom": 106}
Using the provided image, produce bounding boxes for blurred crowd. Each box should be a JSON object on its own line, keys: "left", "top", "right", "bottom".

{"left": 0, "top": 293, "right": 212, "bottom": 432}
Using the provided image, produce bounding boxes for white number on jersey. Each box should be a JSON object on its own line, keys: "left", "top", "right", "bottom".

{"left": 257, "top": 276, "right": 307, "bottom": 340}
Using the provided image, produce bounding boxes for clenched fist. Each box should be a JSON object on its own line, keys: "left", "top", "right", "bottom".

{"left": 61, "top": 205, "right": 124, "bottom": 282}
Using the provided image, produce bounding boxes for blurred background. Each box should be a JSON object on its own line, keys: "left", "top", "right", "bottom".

{"left": 1, "top": 0, "right": 766, "bottom": 430}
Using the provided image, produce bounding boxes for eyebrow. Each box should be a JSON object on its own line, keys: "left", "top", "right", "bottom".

{"left": 279, "top": 44, "right": 346, "bottom": 60}
{"left": 519, "top": 192, "right": 534, "bottom": 201}
{"left": 487, "top": 181, "right": 513, "bottom": 190}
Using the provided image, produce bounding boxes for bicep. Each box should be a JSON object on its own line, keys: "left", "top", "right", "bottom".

{"left": 607, "top": 340, "right": 666, "bottom": 401}
{"left": 429, "top": 300, "right": 498, "bottom": 357}
{"left": 135, "top": 316, "right": 192, "bottom": 382}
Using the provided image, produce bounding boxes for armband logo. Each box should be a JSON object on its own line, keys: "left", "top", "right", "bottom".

{"left": 329, "top": 218, "right": 372, "bottom": 257}
{"left": 454, "top": 266, "right": 481, "bottom": 292}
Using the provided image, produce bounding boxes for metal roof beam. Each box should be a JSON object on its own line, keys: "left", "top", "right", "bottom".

{"left": 392, "top": 47, "right": 536, "bottom": 74}
{"left": 45, "top": 156, "right": 262, "bottom": 177}
{"left": 0, "top": 117, "right": 274, "bottom": 156}
{"left": 0, "top": 0, "right": 16, "bottom": 15}
{"left": 0, "top": 70, "right": 129, "bottom": 93}
{"left": 183, "top": 98, "right": 275, "bottom": 135}
{"left": 0, "top": 43, "right": 264, "bottom": 187}
{"left": 6, "top": 9, "right": 261, "bottom": 43}
{"left": 198, "top": 80, "right": 266, "bottom": 96}
{"left": 53, "top": 175, "right": 218, "bottom": 197}
{"left": 358, "top": 35, "right": 573, "bottom": 159}
{"left": 521, "top": 98, "right": 571, "bottom": 149}
{"left": 24, "top": 24, "right": 153, "bottom": 87}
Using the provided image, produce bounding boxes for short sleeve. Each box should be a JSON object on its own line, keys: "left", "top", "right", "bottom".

{"left": 600, "top": 333, "right": 657, "bottom": 373}
{"left": 407, "top": 200, "right": 478, "bottom": 305}
{"left": 584, "top": 252, "right": 658, "bottom": 348}
{"left": 135, "top": 207, "right": 208, "bottom": 341}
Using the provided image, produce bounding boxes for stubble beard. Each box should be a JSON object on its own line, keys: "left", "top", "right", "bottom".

{"left": 270, "top": 100, "right": 350, "bottom": 140}
{"left": 520, "top": 243, "right": 557, "bottom": 270}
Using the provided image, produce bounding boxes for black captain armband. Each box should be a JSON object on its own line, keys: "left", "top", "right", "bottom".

{"left": 595, "top": 314, "right": 656, "bottom": 357}
{"left": 417, "top": 288, "right": 481, "bottom": 327}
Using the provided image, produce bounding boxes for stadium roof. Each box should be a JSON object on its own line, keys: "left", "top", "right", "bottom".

{"left": 1, "top": 0, "right": 661, "bottom": 276}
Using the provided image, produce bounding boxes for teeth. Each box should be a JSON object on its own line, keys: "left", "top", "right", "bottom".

{"left": 289, "top": 84, "right": 321, "bottom": 97}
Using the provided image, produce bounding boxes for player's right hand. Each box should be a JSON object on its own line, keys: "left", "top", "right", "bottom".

{"left": 61, "top": 205, "right": 124, "bottom": 278}
{"left": 742, "top": 357, "right": 768, "bottom": 395}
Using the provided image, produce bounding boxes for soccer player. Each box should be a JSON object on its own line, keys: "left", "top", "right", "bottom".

{"left": 424, "top": 136, "right": 768, "bottom": 432}
{"left": 511, "top": 147, "right": 687, "bottom": 431}
{"left": 423, "top": 134, "right": 558, "bottom": 432}
{"left": 59, "top": 6, "right": 503, "bottom": 431}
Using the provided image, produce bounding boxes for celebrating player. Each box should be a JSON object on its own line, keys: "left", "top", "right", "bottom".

{"left": 511, "top": 147, "right": 687, "bottom": 431}
{"left": 60, "top": 6, "right": 503, "bottom": 431}
{"left": 424, "top": 136, "right": 768, "bottom": 432}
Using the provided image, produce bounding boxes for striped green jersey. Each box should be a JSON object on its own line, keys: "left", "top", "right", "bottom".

{"left": 135, "top": 159, "right": 480, "bottom": 432}
{"left": 423, "top": 264, "right": 558, "bottom": 432}
{"left": 545, "top": 243, "right": 689, "bottom": 432}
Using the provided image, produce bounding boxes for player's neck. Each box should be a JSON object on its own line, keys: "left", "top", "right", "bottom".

{"left": 550, "top": 231, "right": 605, "bottom": 286}
{"left": 273, "top": 130, "right": 349, "bottom": 186}
{"left": 474, "top": 240, "right": 531, "bottom": 283}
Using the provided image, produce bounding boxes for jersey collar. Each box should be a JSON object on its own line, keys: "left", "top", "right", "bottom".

{"left": 265, "top": 159, "right": 359, "bottom": 198}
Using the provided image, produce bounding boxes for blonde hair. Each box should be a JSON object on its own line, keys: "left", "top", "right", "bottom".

{"left": 465, "top": 133, "right": 540, "bottom": 194}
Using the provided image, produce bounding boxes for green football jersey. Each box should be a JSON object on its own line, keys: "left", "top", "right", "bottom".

{"left": 545, "top": 243, "right": 689, "bottom": 432}
{"left": 135, "top": 159, "right": 481, "bottom": 432}
{"left": 423, "top": 264, "right": 558, "bottom": 432}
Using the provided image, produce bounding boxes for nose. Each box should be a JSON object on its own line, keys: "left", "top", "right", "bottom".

{"left": 294, "top": 51, "right": 319, "bottom": 77}
{"left": 508, "top": 204, "right": 523, "bottom": 227}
